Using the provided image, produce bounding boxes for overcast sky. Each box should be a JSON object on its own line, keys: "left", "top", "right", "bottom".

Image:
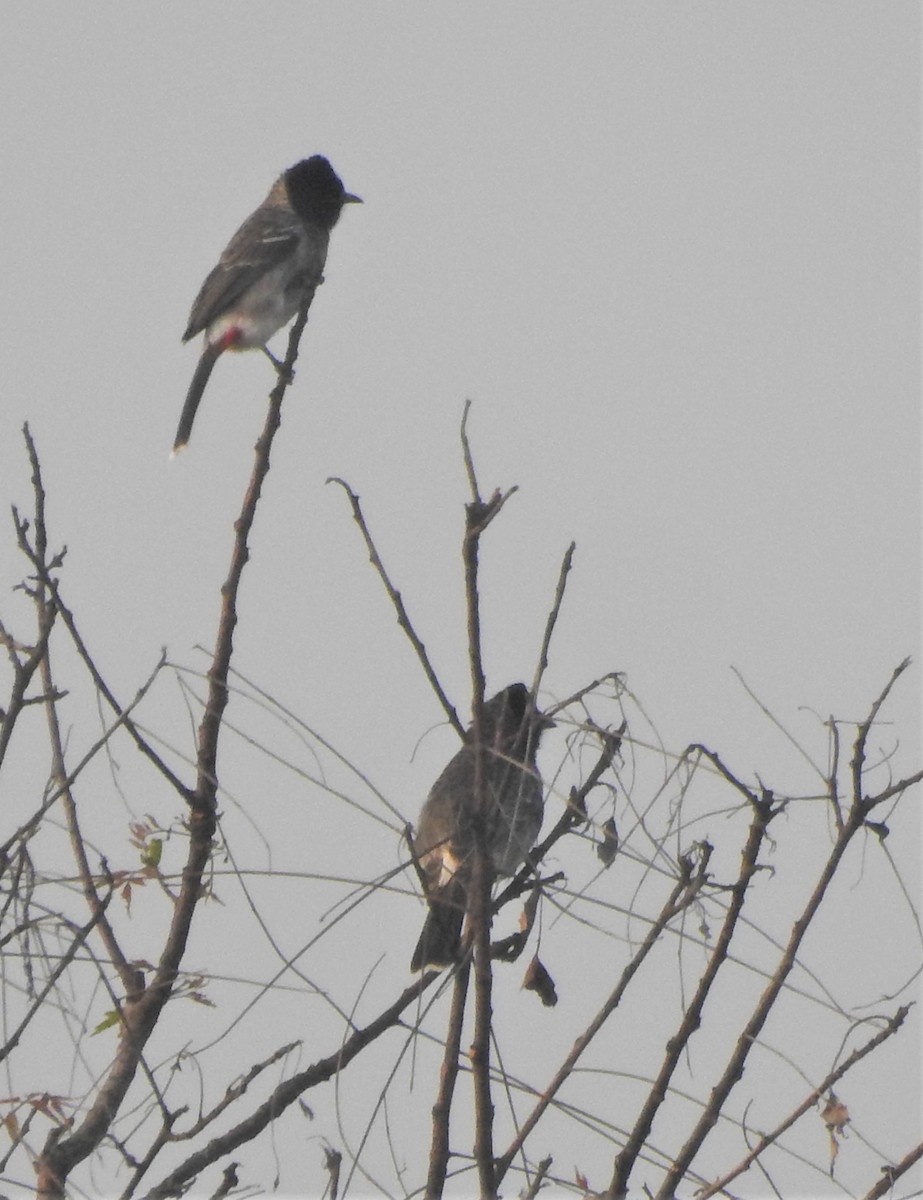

{"left": 1, "top": 6, "right": 919, "bottom": 1198}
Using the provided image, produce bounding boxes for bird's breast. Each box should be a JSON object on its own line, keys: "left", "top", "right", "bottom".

{"left": 205, "top": 235, "right": 328, "bottom": 350}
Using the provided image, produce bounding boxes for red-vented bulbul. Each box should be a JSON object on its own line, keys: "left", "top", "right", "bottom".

{"left": 410, "top": 683, "right": 553, "bottom": 971}
{"left": 173, "top": 155, "right": 361, "bottom": 453}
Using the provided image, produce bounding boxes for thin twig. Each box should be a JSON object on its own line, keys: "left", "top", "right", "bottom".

{"left": 509, "top": 722, "right": 625, "bottom": 884}
{"left": 140, "top": 974, "right": 433, "bottom": 1200}
{"left": 544, "top": 673, "right": 623, "bottom": 720}
{"left": 731, "top": 665, "right": 826, "bottom": 783}
{"left": 15, "top": 426, "right": 189, "bottom": 801}
{"left": 697, "top": 1005, "right": 912, "bottom": 1199}
{"left": 326, "top": 477, "right": 464, "bottom": 739}
{"left": 18, "top": 436, "right": 143, "bottom": 1006}
{"left": 0, "top": 900, "right": 113, "bottom": 1065}
{"left": 609, "top": 802, "right": 772, "bottom": 1196}
{"left": 495, "top": 860, "right": 701, "bottom": 1184}
{"left": 860, "top": 1139, "right": 923, "bottom": 1199}
{"left": 522, "top": 1154, "right": 553, "bottom": 1198}
{"left": 531, "top": 541, "right": 575, "bottom": 700}
{"left": 0, "top": 604, "right": 55, "bottom": 770}
{"left": 687, "top": 744, "right": 760, "bottom": 806}
{"left": 207, "top": 1162, "right": 238, "bottom": 1199}
{"left": 826, "top": 715, "right": 842, "bottom": 830}
{"left": 0, "top": 655, "right": 166, "bottom": 860}
{"left": 850, "top": 657, "right": 911, "bottom": 810}
{"left": 460, "top": 400, "right": 480, "bottom": 504}
{"left": 654, "top": 677, "right": 914, "bottom": 1199}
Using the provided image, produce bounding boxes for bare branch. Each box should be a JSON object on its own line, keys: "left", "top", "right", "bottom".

{"left": 653, "top": 750, "right": 902, "bottom": 1197}
{"left": 697, "top": 1005, "right": 912, "bottom": 1199}
{"left": 495, "top": 857, "right": 702, "bottom": 1184}
{"left": 686, "top": 743, "right": 761, "bottom": 807}
{"left": 460, "top": 399, "right": 480, "bottom": 504}
{"left": 462, "top": 483, "right": 496, "bottom": 1199}
{"left": 36, "top": 302, "right": 311, "bottom": 1200}
{"left": 0, "top": 605, "right": 55, "bottom": 770}
{"left": 0, "top": 654, "right": 165, "bottom": 861}
{"left": 326, "top": 476, "right": 464, "bottom": 739}
{"left": 425, "top": 962, "right": 472, "bottom": 1199}
{"left": 522, "top": 1154, "right": 553, "bottom": 1198}
{"left": 514, "top": 721, "right": 625, "bottom": 877}
{"left": 141, "top": 975, "right": 432, "bottom": 1200}
{"left": 531, "top": 541, "right": 575, "bottom": 698}
{"left": 609, "top": 805, "right": 773, "bottom": 1196}
{"left": 850, "top": 657, "right": 912, "bottom": 810}
{"left": 13, "top": 426, "right": 189, "bottom": 800}
{"left": 731, "top": 664, "right": 827, "bottom": 783}
{"left": 826, "top": 714, "right": 843, "bottom": 830}
{"left": 860, "top": 1139, "right": 923, "bottom": 1199}
{"left": 0, "top": 901, "right": 113, "bottom": 1065}
{"left": 207, "top": 1161, "right": 239, "bottom": 1199}
{"left": 17, "top": 435, "right": 144, "bottom": 1010}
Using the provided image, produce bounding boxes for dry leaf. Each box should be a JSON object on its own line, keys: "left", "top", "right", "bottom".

{"left": 597, "top": 817, "right": 619, "bottom": 867}
{"left": 523, "top": 955, "right": 558, "bottom": 1007}
{"left": 821, "top": 1091, "right": 850, "bottom": 1176}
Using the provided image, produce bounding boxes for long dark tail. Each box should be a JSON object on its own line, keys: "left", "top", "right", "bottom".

{"left": 410, "top": 878, "right": 466, "bottom": 972}
{"left": 173, "top": 342, "right": 222, "bottom": 453}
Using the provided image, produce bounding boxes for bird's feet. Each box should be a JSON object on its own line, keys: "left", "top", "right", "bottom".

{"left": 261, "top": 346, "right": 295, "bottom": 383}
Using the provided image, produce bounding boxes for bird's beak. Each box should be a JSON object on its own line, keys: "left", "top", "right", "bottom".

{"left": 344, "top": 192, "right": 363, "bottom": 205}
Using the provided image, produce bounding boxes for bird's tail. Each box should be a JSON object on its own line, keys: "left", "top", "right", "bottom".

{"left": 172, "top": 342, "right": 223, "bottom": 453}
{"left": 410, "top": 878, "right": 466, "bottom": 972}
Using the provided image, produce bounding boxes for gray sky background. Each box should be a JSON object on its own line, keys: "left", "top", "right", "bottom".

{"left": 1, "top": 6, "right": 920, "bottom": 1198}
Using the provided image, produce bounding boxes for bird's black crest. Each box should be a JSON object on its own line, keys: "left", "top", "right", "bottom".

{"left": 480, "top": 683, "right": 532, "bottom": 743}
{"left": 284, "top": 156, "right": 356, "bottom": 229}
{"left": 486, "top": 682, "right": 529, "bottom": 722}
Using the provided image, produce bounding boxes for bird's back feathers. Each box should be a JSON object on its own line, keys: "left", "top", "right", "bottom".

{"left": 182, "top": 193, "right": 314, "bottom": 343}
{"left": 410, "top": 684, "right": 551, "bottom": 970}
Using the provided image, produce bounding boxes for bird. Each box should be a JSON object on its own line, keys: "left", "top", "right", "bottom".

{"left": 172, "top": 155, "right": 361, "bottom": 453}
{"left": 410, "top": 683, "right": 554, "bottom": 971}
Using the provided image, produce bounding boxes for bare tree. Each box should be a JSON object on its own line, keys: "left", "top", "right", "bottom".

{"left": 1, "top": 340, "right": 920, "bottom": 1198}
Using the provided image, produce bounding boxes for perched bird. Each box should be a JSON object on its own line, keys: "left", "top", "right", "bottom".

{"left": 173, "top": 155, "right": 361, "bottom": 453}
{"left": 410, "top": 683, "right": 554, "bottom": 971}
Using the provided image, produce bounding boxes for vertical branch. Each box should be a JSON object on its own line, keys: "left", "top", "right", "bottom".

{"left": 425, "top": 962, "right": 472, "bottom": 1199}
{"left": 16, "top": 431, "right": 142, "bottom": 1003}
{"left": 34, "top": 306, "right": 311, "bottom": 1200}
{"left": 37, "top": 640, "right": 144, "bottom": 996}
{"left": 826, "top": 714, "right": 843, "bottom": 831}
{"left": 0, "top": 606, "right": 55, "bottom": 771}
{"left": 458, "top": 409, "right": 518, "bottom": 1200}
{"left": 193, "top": 304, "right": 311, "bottom": 806}
{"left": 463, "top": 504, "right": 495, "bottom": 1199}
{"left": 460, "top": 406, "right": 488, "bottom": 716}
{"left": 531, "top": 540, "right": 575, "bottom": 697}
{"left": 849, "top": 657, "right": 911, "bottom": 808}
{"left": 460, "top": 412, "right": 493, "bottom": 1197}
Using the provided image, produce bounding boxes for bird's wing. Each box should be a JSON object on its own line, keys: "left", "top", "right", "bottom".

{"left": 182, "top": 204, "right": 304, "bottom": 342}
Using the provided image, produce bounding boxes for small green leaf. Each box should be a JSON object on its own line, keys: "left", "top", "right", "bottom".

{"left": 92, "top": 1010, "right": 120, "bottom": 1036}
{"left": 141, "top": 838, "right": 163, "bottom": 868}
